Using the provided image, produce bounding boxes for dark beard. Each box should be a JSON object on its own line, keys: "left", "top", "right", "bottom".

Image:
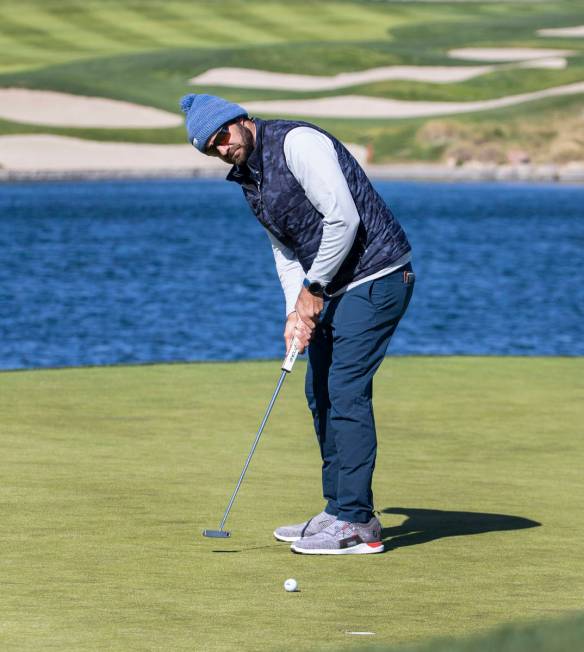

{"left": 232, "top": 123, "right": 255, "bottom": 164}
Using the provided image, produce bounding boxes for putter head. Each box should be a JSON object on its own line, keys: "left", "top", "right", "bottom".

{"left": 202, "top": 529, "right": 231, "bottom": 538}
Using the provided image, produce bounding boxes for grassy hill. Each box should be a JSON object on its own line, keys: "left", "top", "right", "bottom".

{"left": 1, "top": 0, "right": 584, "bottom": 162}
{"left": 1, "top": 357, "right": 583, "bottom": 650}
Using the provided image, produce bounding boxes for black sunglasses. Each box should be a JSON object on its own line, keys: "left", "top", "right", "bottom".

{"left": 205, "top": 123, "right": 232, "bottom": 154}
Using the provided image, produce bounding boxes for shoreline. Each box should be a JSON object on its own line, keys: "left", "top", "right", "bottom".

{"left": 2, "top": 162, "right": 583, "bottom": 184}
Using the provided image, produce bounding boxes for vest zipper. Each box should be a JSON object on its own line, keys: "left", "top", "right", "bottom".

{"left": 257, "top": 181, "right": 268, "bottom": 229}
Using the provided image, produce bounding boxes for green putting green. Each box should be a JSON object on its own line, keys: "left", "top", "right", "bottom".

{"left": 1, "top": 357, "right": 583, "bottom": 650}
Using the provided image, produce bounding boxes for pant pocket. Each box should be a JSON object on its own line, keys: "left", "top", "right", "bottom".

{"left": 368, "top": 270, "right": 415, "bottom": 317}
{"left": 368, "top": 274, "right": 402, "bottom": 310}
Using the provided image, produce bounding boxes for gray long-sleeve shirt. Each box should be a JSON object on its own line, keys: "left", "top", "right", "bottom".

{"left": 268, "top": 126, "right": 410, "bottom": 315}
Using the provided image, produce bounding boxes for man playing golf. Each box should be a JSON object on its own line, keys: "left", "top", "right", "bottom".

{"left": 182, "top": 94, "right": 414, "bottom": 555}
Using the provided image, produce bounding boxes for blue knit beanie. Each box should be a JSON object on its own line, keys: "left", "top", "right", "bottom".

{"left": 180, "top": 94, "right": 248, "bottom": 152}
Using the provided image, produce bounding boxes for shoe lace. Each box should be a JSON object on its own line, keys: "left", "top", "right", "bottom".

{"left": 323, "top": 520, "right": 355, "bottom": 537}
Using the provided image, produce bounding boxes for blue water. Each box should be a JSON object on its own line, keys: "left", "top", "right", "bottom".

{"left": 1, "top": 179, "right": 582, "bottom": 369}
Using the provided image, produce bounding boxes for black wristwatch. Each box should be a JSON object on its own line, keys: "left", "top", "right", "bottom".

{"left": 303, "top": 278, "right": 325, "bottom": 297}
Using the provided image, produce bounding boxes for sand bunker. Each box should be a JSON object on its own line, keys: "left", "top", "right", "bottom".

{"left": 0, "top": 135, "right": 220, "bottom": 172}
{"left": 0, "top": 89, "right": 182, "bottom": 128}
{"left": 0, "top": 135, "right": 367, "bottom": 172}
{"left": 537, "top": 25, "right": 584, "bottom": 38}
{"left": 517, "top": 58, "right": 567, "bottom": 70}
{"left": 243, "top": 82, "right": 584, "bottom": 119}
{"left": 448, "top": 48, "right": 574, "bottom": 62}
{"left": 191, "top": 56, "right": 568, "bottom": 92}
{"left": 191, "top": 65, "right": 498, "bottom": 90}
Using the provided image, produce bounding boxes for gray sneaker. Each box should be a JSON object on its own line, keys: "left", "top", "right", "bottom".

{"left": 274, "top": 510, "right": 337, "bottom": 543}
{"left": 290, "top": 516, "right": 384, "bottom": 554}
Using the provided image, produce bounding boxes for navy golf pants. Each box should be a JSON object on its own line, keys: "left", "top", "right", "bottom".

{"left": 305, "top": 263, "right": 415, "bottom": 524}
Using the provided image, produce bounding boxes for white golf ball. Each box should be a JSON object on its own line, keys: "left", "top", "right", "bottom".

{"left": 284, "top": 578, "right": 298, "bottom": 592}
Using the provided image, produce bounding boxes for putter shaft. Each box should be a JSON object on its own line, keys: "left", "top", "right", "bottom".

{"left": 216, "top": 369, "right": 288, "bottom": 532}
{"left": 202, "top": 339, "right": 300, "bottom": 539}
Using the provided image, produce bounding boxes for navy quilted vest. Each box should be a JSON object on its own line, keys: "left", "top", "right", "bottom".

{"left": 227, "top": 118, "right": 411, "bottom": 294}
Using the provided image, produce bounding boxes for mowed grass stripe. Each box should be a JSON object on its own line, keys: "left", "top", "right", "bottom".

{"left": 0, "top": 9, "right": 90, "bottom": 55}
{"left": 66, "top": 6, "right": 165, "bottom": 50}
{"left": 59, "top": 3, "right": 230, "bottom": 53}
{"left": 232, "top": 2, "right": 394, "bottom": 43}
{"left": 192, "top": 3, "right": 293, "bottom": 46}
{"left": 311, "top": 1, "right": 408, "bottom": 40}
{"left": 219, "top": 4, "right": 302, "bottom": 44}
{"left": 389, "top": 7, "right": 584, "bottom": 54}
{"left": 43, "top": 5, "right": 152, "bottom": 53}
{"left": 137, "top": 2, "right": 215, "bottom": 41}
{"left": 40, "top": 5, "right": 135, "bottom": 53}
{"left": 313, "top": 1, "right": 416, "bottom": 41}
{"left": 1, "top": 4, "right": 118, "bottom": 53}
{"left": 103, "top": 6, "right": 210, "bottom": 47}
{"left": 136, "top": 2, "right": 251, "bottom": 48}
{"left": 234, "top": 3, "right": 336, "bottom": 42}
{"left": 197, "top": 1, "right": 409, "bottom": 45}
{"left": 0, "top": 35, "right": 67, "bottom": 72}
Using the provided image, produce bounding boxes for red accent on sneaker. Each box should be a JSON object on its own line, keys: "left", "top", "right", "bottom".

{"left": 366, "top": 542, "right": 383, "bottom": 548}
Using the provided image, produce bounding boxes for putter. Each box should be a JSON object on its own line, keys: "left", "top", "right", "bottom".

{"left": 202, "top": 337, "right": 301, "bottom": 538}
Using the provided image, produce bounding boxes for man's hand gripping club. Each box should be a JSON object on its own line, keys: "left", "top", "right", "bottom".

{"left": 285, "top": 286, "right": 324, "bottom": 355}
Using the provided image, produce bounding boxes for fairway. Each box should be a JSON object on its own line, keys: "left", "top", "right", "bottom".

{"left": 1, "top": 0, "right": 584, "bottom": 163}
{"left": 1, "top": 357, "right": 583, "bottom": 650}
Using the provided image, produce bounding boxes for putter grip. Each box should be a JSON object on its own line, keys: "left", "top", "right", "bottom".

{"left": 281, "top": 337, "right": 300, "bottom": 372}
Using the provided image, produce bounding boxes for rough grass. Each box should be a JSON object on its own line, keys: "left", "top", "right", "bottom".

{"left": 1, "top": 357, "right": 583, "bottom": 651}
{"left": 363, "top": 612, "right": 584, "bottom": 652}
